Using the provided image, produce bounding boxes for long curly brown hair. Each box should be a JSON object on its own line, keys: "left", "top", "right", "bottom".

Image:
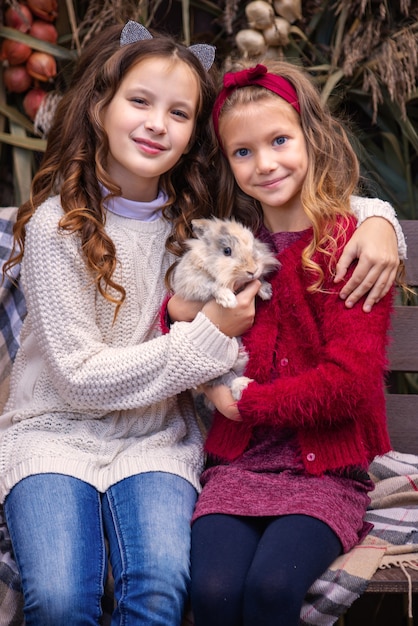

{"left": 4, "top": 24, "right": 218, "bottom": 316}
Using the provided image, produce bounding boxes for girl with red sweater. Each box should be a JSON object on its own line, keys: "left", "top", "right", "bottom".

{"left": 188, "top": 61, "right": 397, "bottom": 626}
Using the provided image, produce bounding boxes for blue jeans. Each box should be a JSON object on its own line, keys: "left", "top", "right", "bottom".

{"left": 5, "top": 472, "right": 197, "bottom": 626}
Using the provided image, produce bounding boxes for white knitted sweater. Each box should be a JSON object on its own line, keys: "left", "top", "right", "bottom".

{"left": 0, "top": 197, "right": 240, "bottom": 501}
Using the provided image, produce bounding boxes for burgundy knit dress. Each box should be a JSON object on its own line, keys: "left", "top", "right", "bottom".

{"left": 192, "top": 225, "right": 392, "bottom": 553}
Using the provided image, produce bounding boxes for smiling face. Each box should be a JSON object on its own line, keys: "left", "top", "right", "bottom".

{"left": 102, "top": 55, "right": 200, "bottom": 201}
{"left": 219, "top": 96, "right": 310, "bottom": 232}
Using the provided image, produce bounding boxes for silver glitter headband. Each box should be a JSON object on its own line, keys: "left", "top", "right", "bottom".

{"left": 120, "top": 20, "right": 216, "bottom": 72}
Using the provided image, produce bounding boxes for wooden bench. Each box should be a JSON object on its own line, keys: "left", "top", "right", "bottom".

{"left": 341, "top": 220, "right": 418, "bottom": 625}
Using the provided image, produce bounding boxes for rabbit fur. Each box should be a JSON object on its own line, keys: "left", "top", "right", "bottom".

{"left": 171, "top": 217, "right": 280, "bottom": 401}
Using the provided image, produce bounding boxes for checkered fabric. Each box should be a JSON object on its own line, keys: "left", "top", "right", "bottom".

{"left": 0, "top": 207, "right": 25, "bottom": 626}
{"left": 0, "top": 207, "right": 26, "bottom": 412}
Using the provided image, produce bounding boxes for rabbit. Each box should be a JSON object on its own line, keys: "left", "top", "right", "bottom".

{"left": 171, "top": 217, "right": 280, "bottom": 401}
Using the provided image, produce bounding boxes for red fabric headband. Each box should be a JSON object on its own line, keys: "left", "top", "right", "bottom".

{"left": 212, "top": 64, "right": 300, "bottom": 147}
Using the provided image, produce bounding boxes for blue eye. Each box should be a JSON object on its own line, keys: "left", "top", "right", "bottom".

{"left": 223, "top": 247, "right": 232, "bottom": 256}
{"left": 274, "top": 136, "right": 287, "bottom": 146}
{"left": 235, "top": 148, "right": 249, "bottom": 158}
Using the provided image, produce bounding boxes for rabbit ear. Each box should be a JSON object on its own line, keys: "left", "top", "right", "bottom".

{"left": 191, "top": 219, "right": 209, "bottom": 238}
{"left": 120, "top": 21, "right": 153, "bottom": 46}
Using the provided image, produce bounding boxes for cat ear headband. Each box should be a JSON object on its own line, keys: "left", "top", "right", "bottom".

{"left": 212, "top": 64, "right": 300, "bottom": 147}
{"left": 120, "top": 20, "right": 216, "bottom": 72}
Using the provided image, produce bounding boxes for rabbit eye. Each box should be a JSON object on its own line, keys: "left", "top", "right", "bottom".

{"left": 223, "top": 247, "right": 232, "bottom": 256}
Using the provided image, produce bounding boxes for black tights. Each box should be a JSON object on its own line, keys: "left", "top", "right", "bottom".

{"left": 191, "top": 514, "right": 342, "bottom": 626}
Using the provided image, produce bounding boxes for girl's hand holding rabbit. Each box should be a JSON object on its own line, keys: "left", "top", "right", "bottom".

{"left": 168, "top": 279, "right": 261, "bottom": 338}
{"left": 202, "top": 384, "right": 242, "bottom": 421}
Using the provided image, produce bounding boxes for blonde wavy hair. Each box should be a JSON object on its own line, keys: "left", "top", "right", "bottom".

{"left": 212, "top": 59, "right": 360, "bottom": 292}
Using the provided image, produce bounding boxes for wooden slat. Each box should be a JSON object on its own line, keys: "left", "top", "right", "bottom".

{"left": 388, "top": 307, "right": 418, "bottom": 370}
{"left": 385, "top": 395, "right": 418, "bottom": 453}
{"left": 401, "top": 220, "right": 418, "bottom": 285}
{"left": 365, "top": 221, "right": 418, "bottom": 597}
{"left": 367, "top": 567, "right": 418, "bottom": 593}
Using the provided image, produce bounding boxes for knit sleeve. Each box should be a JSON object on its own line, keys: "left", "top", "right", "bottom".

{"left": 350, "top": 195, "right": 406, "bottom": 259}
{"left": 21, "top": 200, "right": 239, "bottom": 412}
{"left": 237, "top": 259, "right": 393, "bottom": 430}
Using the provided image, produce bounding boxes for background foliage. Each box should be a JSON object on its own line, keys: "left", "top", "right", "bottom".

{"left": 0, "top": 0, "right": 417, "bottom": 216}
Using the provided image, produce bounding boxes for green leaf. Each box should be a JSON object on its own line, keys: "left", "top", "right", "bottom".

{"left": 182, "top": 0, "right": 190, "bottom": 45}
{"left": 0, "top": 102, "right": 34, "bottom": 134}
{"left": 0, "top": 131, "right": 46, "bottom": 151}
{"left": 0, "top": 26, "right": 77, "bottom": 60}
{"left": 10, "top": 121, "right": 33, "bottom": 206}
{"left": 320, "top": 69, "right": 344, "bottom": 104}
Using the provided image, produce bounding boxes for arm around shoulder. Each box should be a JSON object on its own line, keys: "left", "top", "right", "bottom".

{"left": 350, "top": 195, "right": 407, "bottom": 259}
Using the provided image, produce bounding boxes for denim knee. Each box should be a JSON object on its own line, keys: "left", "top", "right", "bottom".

{"left": 104, "top": 472, "right": 197, "bottom": 625}
{"left": 23, "top": 582, "right": 102, "bottom": 626}
{"left": 5, "top": 474, "right": 106, "bottom": 626}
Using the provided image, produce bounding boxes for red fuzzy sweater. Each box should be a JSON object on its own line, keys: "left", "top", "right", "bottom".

{"left": 204, "top": 217, "right": 393, "bottom": 475}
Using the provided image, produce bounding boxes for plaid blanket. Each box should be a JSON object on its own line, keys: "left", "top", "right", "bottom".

{"left": 0, "top": 207, "right": 26, "bottom": 413}
{"left": 0, "top": 207, "right": 25, "bottom": 625}
{"left": 1, "top": 207, "right": 418, "bottom": 625}
{"left": 300, "top": 450, "right": 418, "bottom": 625}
